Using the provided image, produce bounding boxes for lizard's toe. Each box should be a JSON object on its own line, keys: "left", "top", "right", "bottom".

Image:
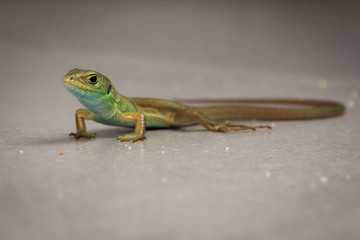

{"left": 69, "top": 132, "right": 96, "bottom": 139}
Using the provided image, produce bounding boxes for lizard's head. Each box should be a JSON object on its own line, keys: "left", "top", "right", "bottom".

{"left": 63, "top": 68, "right": 114, "bottom": 99}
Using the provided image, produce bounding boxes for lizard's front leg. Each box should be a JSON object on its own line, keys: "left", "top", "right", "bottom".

{"left": 116, "top": 113, "right": 146, "bottom": 142}
{"left": 69, "top": 109, "right": 96, "bottom": 139}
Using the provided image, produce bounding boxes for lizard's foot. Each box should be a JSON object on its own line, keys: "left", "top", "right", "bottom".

{"left": 117, "top": 134, "right": 146, "bottom": 142}
{"left": 214, "top": 121, "right": 272, "bottom": 132}
{"left": 69, "top": 131, "right": 96, "bottom": 139}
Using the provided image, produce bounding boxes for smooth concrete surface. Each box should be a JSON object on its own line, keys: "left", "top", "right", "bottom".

{"left": 1, "top": 1, "right": 359, "bottom": 240}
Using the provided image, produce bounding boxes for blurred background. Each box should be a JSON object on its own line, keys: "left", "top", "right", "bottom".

{"left": 1, "top": 1, "right": 359, "bottom": 240}
{"left": 2, "top": 1, "right": 360, "bottom": 77}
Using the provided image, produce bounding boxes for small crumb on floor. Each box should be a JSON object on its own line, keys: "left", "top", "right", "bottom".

{"left": 347, "top": 100, "right": 355, "bottom": 108}
{"left": 317, "top": 78, "right": 328, "bottom": 89}
{"left": 266, "top": 171, "right": 271, "bottom": 178}
{"left": 59, "top": 152, "right": 64, "bottom": 156}
{"left": 216, "top": 167, "right": 221, "bottom": 172}
{"left": 320, "top": 176, "right": 328, "bottom": 184}
{"left": 19, "top": 150, "right": 24, "bottom": 154}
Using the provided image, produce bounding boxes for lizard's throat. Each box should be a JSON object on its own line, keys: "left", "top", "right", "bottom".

{"left": 78, "top": 95, "right": 117, "bottom": 119}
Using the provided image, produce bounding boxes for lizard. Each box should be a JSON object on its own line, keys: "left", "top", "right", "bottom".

{"left": 62, "top": 68, "right": 345, "bottom": 142}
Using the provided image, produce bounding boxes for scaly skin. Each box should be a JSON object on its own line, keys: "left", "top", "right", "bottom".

{"left": 62, "top": 68, "right": 345, "bottom": 142}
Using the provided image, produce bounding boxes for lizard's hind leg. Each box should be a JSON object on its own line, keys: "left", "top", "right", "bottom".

{"left": 172, "top": 109, "right": 271, "bottom": 132}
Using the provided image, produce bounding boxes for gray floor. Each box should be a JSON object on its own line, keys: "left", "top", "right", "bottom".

{"left": 1, "top": 1, "right": 360, "bottom": 240}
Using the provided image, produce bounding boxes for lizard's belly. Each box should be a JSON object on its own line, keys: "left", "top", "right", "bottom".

{"left": 93, "top": 113, "right": 172, "bottom": 129}
{"left": 93, "top": 116, "right": 136, "bottom": 128}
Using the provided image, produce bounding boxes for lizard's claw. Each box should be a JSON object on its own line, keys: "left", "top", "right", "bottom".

{"left": 69, "top": 131, "right": 96, "bottom": 139}
{"left": 117, "top": 134, "right": 146, "bottom": 142}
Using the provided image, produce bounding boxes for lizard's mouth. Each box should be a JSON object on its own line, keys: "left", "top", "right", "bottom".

{"left": 63, "top": 76, "right": 81, "bottom": 88}
{"left": 63, "top": 79, "right": 84, "bottom": 92}
{"left": 63, "top": 81, "right": 90, "bottom": 98}
{"left": 63, "top": 80, "right": 78, "bottom": 88}
{"left": 63, "top": 79, "right": 101, "bottom": 98}
{"left": 63, "top": 80, "right": 75, "bottom": 87}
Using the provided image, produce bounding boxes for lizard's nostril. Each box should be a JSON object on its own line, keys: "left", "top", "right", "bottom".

{"left": 70, "top": 77, "right": 74, "bottom": 80}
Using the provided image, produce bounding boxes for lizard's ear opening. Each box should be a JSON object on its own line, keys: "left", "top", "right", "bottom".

{"left": 107, "top": 85, "right": 112, "bottom": 95}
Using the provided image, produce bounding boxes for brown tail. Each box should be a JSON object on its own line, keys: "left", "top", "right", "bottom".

{"left": 177, "top": 99, "right": 345, "bottom": 121}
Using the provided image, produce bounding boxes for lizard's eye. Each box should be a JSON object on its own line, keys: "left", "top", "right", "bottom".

{"left": 88, "top": 75, "right": 98, "bottom": 85}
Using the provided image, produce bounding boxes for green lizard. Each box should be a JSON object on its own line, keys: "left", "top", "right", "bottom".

{"left": 63, "top": 68, "right": 345, "bottom": 142}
